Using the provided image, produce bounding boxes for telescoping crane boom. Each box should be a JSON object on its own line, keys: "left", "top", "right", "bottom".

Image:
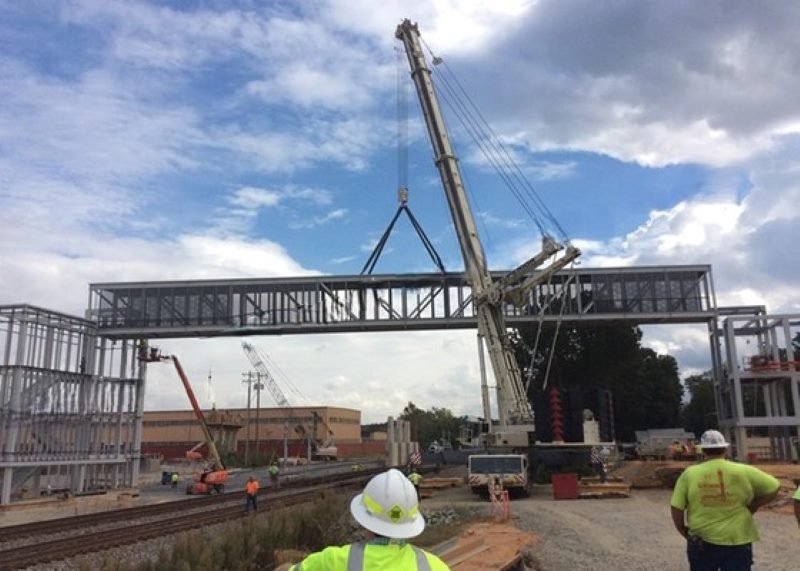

{"left": 395, "top": 19, "right": 581, "bottom": 448}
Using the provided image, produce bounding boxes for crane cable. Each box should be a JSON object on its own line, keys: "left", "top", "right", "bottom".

{"left": 542, "top": 268, "right": 576, "bottom": 391}
{"left": 420, "top": 38, "right": 570, "bottom": 244}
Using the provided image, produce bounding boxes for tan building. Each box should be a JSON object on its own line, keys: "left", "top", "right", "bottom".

{"left": 142, "top": 406, "right": 362, "bottom": 460}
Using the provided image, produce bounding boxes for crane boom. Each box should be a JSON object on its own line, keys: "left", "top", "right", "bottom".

{"left": 241, "top": 341, "right": 291, "bottom": 408}
{"left": 395, "top": 19, "right": 580, "bottom": 446}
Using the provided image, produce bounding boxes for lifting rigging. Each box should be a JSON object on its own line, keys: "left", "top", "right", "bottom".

{"left": 395, "top": 19, "right": 581, "bottom": 448}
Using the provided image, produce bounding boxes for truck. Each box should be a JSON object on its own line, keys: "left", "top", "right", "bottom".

{"left": 467, "top": 454, "right": 530, "bottom": 498}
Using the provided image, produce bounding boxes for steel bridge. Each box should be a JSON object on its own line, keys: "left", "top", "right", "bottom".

{"left": 89, "top": 265, "right": 716, "bottom": 339}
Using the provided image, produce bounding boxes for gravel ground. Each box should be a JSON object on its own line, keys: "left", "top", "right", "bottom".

{"left": 425, "top": 485, "right": 800, "bottom": 571}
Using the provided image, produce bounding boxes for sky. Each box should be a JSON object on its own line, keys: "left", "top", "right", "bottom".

{"left": 1, "top": 1, "right": 799, "bottom": 424}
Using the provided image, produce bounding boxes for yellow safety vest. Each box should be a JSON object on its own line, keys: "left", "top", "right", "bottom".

{"left": 290, "top": 540, "right": 448, "bottom": 570}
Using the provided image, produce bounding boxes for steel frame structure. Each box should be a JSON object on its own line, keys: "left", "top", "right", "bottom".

{"left": 0, "top": 305, "right": 143, "bottom": 505}
{"left": 711, "top": 311, "right": 800, "bottom": 460}
{"left": 88, "top": 265, "right": 716, "bottom": 339}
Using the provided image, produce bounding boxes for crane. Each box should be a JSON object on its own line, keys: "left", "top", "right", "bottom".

{"left": 395, "top": 20, "right": 581, "bottom": 448}
{"left": 241, "top": 342, "right": 337, "bottom": 460}
{"left": 138, "top": 345, "right": 228, "bottom": 494}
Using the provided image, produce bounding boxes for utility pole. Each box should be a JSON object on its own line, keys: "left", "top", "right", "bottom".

{"left": 254, "top": 373, "right": 264, "bottom": 462}
{"left": 242, "top": 372, "right": 254, "bottom": 465}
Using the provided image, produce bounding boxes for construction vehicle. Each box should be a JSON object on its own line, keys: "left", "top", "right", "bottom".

{"left": 467, "top": 454, "right": 530, "bottom": 498}
{"left": 138, "top": 346, "right": 229, "bottom": 494}
{"left": 395, "top": 19, "right": 581, "bottom": 450}
{"left": 241, "top": 342, "right": 338, "bottom": 461}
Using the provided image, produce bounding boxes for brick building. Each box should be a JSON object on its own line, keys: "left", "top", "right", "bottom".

{"left": 141, "top": 406, "right": 380, "bottom": 460}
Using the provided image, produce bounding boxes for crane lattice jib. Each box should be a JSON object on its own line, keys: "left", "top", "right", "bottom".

{"left": 395, "top": 19, "right": 536, "bottom": 427}
{"left": 241, "top": 342, "right": 291, "bottom": 408}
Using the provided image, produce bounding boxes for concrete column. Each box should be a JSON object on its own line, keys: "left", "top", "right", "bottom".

{"left": 734, "top": 426, "right": 748, "bottom": 461}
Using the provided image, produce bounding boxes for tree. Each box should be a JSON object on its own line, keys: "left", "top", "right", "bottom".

{"left": 516, "top": 323, "right": 684, "bottom": 441}
{"left": 399, "top": 402, "right": 461, "bottom": 449}
{"left": 681, "top": 372, "right": 718, "bottom": 437}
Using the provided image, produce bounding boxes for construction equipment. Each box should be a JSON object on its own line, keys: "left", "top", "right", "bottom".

{"left": 241, "top": 342, "right": 338, "bottom": 460}
{"left": 467, "top": 454, "right": 530, "bottom": 498}
{"left": 138, "top": 346, "right": 228, "bottom": 494}
{"left": 395, "top": 19, "right": 581, "bottom": 448}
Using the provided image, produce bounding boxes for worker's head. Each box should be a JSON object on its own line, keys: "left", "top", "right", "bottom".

{"left": 700, "top": 430, "right": 729, "bottom": 456}
{"left": 350, "top": 468, "right": 424, "bottom": 539}
{"left": 248, "top": 476, "right": 255, "bottom": 482}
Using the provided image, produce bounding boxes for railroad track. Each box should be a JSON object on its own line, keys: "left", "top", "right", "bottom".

{"left": 0, "top": 469, "right": 380, "bottom": 570}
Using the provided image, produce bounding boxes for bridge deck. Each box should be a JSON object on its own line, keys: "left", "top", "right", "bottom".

{"left": 89, "top": 265, "right": 715, "bottom": 339}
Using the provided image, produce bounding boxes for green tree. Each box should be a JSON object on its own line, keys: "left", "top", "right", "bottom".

{"left": 681, "top": 372, "right": 718, "bottom": 437}
{"left": 516, "top": 323, "right": 684, "bottom": 441}
{"left": 400, "top": 402, "right": 461, "bottom": 449}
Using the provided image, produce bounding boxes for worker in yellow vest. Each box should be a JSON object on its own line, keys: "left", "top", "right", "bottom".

{"left": 288, "top": 468, "right": 448, "bottom": 570}
{"left": 408, "top": 468, "right": 422, "bottom": 500}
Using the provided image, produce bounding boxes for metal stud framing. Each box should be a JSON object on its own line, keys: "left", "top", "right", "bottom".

{"left": 0, "top": 305, "right": 142, "bottom": 505}
{"left": 711, "top": 311, "right": 800, "bottom": 460}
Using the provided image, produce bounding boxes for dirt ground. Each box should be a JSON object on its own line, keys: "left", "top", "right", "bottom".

{"left": 424, "top": 464, "right": 800, "bottom": 571}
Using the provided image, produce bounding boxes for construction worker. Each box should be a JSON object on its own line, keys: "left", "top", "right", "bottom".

{"left": 407, "top": 468, "right": 422, "bottom": 500}
{"left": 269, "top": 461, "right": 281, "bottom": 488}
{"left": 670, "top": 430, "right": 781, "bottom": 570}
{"left": 245, "top": 475, "right": 259, "bottom": 513}
{"left": 794, "top": 481, "right": 800, "bottom": 528}
{"left": 287, "top": 468, "right": 448, "bottom": 570}
{"left": 590, "top": 446, "right": 608, "bottom": 483}
{"left": 170, "top": 472, "right": 179, "bottom": 488}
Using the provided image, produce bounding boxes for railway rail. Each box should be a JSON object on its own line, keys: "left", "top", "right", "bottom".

{"left": 0, "top": 468, "right": 382, "bottom": 570}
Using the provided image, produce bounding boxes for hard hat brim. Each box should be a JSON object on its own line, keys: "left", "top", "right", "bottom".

{"left": 350, "top": 492, "right": 425, "bottom": 539}
{"left": 700, "top": 443, "right": 730, "bottom": 449}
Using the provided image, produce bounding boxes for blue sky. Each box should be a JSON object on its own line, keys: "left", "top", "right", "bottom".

{"left": 1, "top": 1, "right": 799, "bottom": 422}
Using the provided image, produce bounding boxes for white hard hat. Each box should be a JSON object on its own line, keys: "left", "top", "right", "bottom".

{"left": 700, "top": 430, "right": 729, "bottom": 449}
{"left": 350, "top": 468, "right": 425, "bottom": 539}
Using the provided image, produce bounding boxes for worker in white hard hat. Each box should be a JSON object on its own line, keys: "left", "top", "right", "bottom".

{"left": 670, "top": 429, "right": 781, "bottom": 570}
{"left": 287, "top": 468, "right": 449, "bottom": 570}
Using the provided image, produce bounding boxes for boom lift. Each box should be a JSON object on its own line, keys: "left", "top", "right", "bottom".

{"left": 395, "top": 20, "right": 581, "bottom": 448}
{"left": 241, "top": 342, "right": 337, "bottom": 460}
{"left": 138, "top": 346, "right": 229, "bottom": 494}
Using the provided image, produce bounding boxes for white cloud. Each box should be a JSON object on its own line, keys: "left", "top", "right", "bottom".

{"left": 288, "top": 208, "right": 349, "bottom": 229}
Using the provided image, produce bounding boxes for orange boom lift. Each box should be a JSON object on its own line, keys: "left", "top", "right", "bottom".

{"left": 139, "top": 346, "right": 229, "bottom": 494}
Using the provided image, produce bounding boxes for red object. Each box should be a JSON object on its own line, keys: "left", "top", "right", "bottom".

{"left": 551, "top": 473, "right": 578, "bottom": 500}
{"left": 550, "top": 387, "right": 564, "bottom": 441}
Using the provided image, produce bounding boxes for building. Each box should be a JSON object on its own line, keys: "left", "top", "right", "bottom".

{"left": 141, "top": 405, "right": 373, "bottom": 460}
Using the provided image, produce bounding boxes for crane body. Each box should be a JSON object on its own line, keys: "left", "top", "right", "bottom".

{"left": 241, "top": 342, "right": 337, "bottom": 460}
{"left": 395, "top": 19, "right": 581, "bottom": 448}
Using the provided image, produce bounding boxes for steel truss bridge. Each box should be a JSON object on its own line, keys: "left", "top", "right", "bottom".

{"left": 89, "top": 265, "right": 715, "bottom": 339}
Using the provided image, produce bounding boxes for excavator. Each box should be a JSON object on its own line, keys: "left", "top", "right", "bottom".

{"left": 138, "top": 345, "right": 229, "bottom": 494}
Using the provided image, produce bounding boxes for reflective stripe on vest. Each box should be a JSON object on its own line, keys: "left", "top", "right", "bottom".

{"left": 346, "top": 542, "right": 431, "bottom": 571}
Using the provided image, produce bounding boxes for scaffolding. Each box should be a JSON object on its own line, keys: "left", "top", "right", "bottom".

{"left": 712, "top": 311, "right": 800, "bottom": 461}
{"left": 0, "top": 305, "right": 144, "bottom": 505}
